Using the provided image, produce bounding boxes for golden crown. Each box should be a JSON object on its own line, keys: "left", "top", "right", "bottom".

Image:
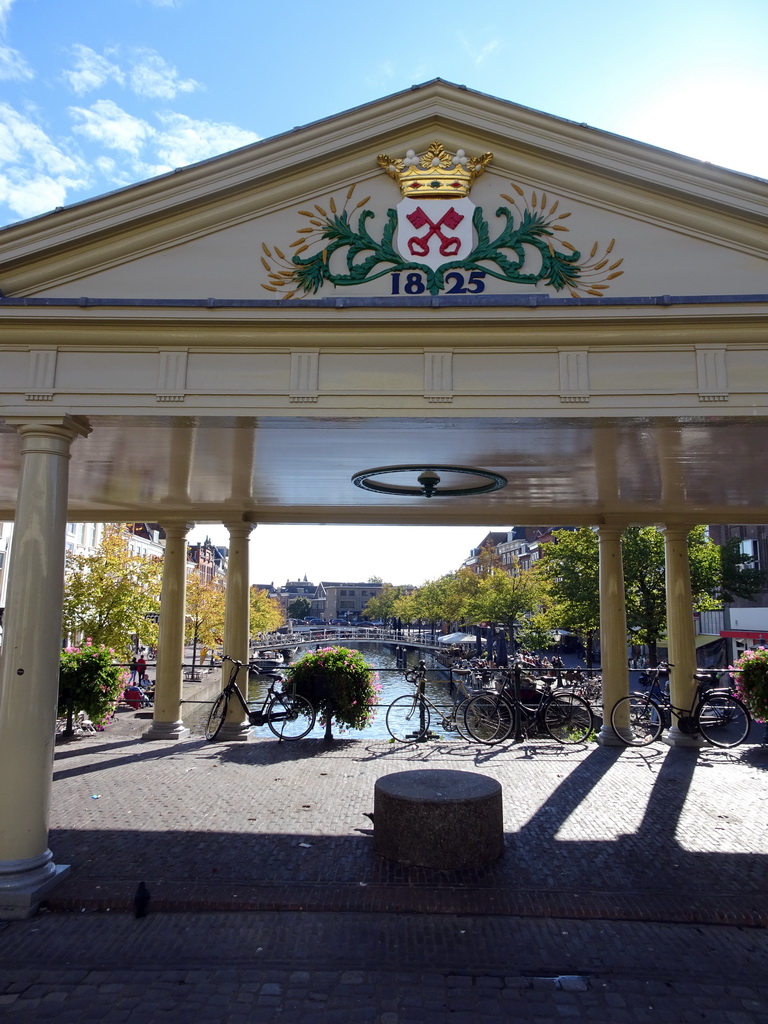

{"left": 377, "top": 141, "right": 493, "bottom": 199}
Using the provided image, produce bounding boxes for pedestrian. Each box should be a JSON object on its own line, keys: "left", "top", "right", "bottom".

{"left": 136, "top": 655, "right": 147, "bottom": 684}
{"left": 123, "top": 683, "right": 144, "bottom": 710}
{"left": 129, "top": 657, "right": 138, "bottom": 682}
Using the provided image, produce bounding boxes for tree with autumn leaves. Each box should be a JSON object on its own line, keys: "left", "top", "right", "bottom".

{"left": 62, "top": 524, "right": 163, "bottom": 658}
{"left": 184, "top": 569, "right": 225, "bottom": 673}
{"left": 184, "top": 580, "right": 284, "bottom": 671}
{"left": 250, "top": 585, "right": 285, "bottom": 636}
{"left": 63, "top": 526, "right": 284, "bottom": 666}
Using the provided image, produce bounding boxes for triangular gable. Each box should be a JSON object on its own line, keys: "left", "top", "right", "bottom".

{"left": 2, "top": 80, "right": 767, "bottom": 303}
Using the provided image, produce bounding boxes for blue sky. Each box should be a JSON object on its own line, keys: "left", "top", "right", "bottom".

{"left": 2, "top": 0, "right": 767, "bottom": 585}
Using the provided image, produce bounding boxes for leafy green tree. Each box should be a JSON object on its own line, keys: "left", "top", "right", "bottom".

{"left": 62, "top": 524, "right": 162, "bottom": 658}
{"left": 538, "top": 525, "right": 766, "bottom": 667}
{"left": 364, "top": 583, "right": 404, "bottom": 624}
{"left": 392, "top": 589, "right": 420, "bottom": 627}
{"left": 516, "top": 611, "right": 560, "bottom": 655}
{"left": 58, "top": 642, "right": 127, "bottom": 736}
{"left": 465, "top": 566, "right": 541, "bottom": 642}
{"left": 621, "top": 524, "right": 742, "bottom": 664}
{"left": 535, "top": 528, "right": 601, "bottom": 663}
{"left": 717, "top": 537, "right": 767, "bottom": 602}
{"left": 287, "top": 596, "right": 311, "bottom": 619}
{"left": 410, "top": 577, "right": 451, "bottom": 636}
{"left": 439, "top": 568, "right": 479, "bottom": 627}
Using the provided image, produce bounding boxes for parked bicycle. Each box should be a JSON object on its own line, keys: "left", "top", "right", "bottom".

{"left": 610, "top": 665, "right": 750, "bottom": 748}
{"left": 205, "top": 655, "right": 316, "bottom": 741}
{"left": 385, "top": 662, "right": 480, "bottom": 743}
{"left": 635, "top": 662, "right": 671, "bottom": 699}
{"left": 461, "top": 666, "right": 595, "bottom": 745}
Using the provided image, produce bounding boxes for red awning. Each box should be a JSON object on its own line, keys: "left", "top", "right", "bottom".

{"left": 720, "top": 630, "right": 768, "bottom": 639}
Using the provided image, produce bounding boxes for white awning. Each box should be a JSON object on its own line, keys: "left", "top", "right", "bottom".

{"left": 437, "top": 632, "right": 477, "bottom": 645}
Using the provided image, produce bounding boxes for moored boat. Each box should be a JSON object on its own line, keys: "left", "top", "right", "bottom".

{"left": 249, "top": 649, "right": 285, "bottom": 675}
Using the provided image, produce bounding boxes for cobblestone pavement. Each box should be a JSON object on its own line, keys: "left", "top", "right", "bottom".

{"left": 0, "top": 717, "right": 766, "bottom": 1020}
{"left": 1, "top": 910, "right": 767, "bottom": 1022}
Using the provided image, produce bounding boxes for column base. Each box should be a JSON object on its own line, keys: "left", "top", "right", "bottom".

{"left": 662, "top": 726, "right": 704, "bottom": 748}
{"left": 596, "top": 724, "right": 627, "bottom": 746}
{"left": 216, "top": 720, "right": 253, "bottom": 742}
{"left": 141, "top": 719, "right": 190, "bottom": 741}
{"left": 0, "top": 851, "right": 71, "bottom": 919}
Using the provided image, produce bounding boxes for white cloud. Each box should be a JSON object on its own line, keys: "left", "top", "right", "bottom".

{"left": 62, "top": 44, "right": 124, "bottom": 95}
{"left": 0, "top": 172, "right": 71, "bottom": 219}
{"left": 94, "top": 153, "right": 141, "bottom": 188}
{"left": 69, "top": 99, "right": 152, "bottom": 156}
{"left": 0, "top": 0, "right": 15, "bottom": 32}
{"left": 458, "top": 36, "right": 501, "bottom": 66}
{"left": 0, "top": 91, "right": 260, "bottom": 222}
{"left": 129, "top": 51, "right": 199, "bottom": 99}
{"left": 0, "top": 44, "right": 32, "bottom": 80}
{"left": 0, "top": 104, "right": 89, "bottom": 219}
{"left": 0, "top": 103, "right": 82, "bottom": 175}
{"left": 150, "top": 112, "right": 259, "bottom": 170}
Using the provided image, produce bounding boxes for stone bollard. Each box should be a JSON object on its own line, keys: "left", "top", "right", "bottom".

{"left": 373, "top": 768, "right": 503, "bottom": 869}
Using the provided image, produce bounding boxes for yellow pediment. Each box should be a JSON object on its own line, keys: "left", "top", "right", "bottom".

{"left": 1, "top": 80, "right": 766, "bottom": 305}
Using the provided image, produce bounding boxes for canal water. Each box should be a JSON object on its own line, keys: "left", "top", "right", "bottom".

{"left": 247, "top": 643, "right": 465, "bottom": 741}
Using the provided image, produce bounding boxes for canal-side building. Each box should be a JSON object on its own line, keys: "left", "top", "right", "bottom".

{"left": 322, "top": 582, "right": 384, "bottom": 621}
{"left": 1, "top": 80, "right": 767, "bottom": 914}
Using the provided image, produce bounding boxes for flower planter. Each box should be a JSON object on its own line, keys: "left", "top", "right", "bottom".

{"left": 285, "top": 647, "right": 379, "bottom": 741}
{"left": 730, "top": 647, "right": 768, "bottom": 725}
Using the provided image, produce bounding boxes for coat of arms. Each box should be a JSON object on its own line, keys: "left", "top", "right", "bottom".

{"left": 260, "top": 141, "right": 623, "bottom": 299}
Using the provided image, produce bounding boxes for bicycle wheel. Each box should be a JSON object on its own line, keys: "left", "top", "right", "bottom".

{"left": 266, "top": 691, "right": 316, "bottom": 740}
{"left": 462, "top": 693, "right": 513, "bottom": 745}
{"left": 205, "top": 691, "right": 229, "bottom": 741}
{"left": 610, "top": 694, "right": 663, "bottom": 746}
{"left": 696, "top": 692, "right": 751, "bottom": 748}
{"left": 543, "top": 692, "right": 594, "bottom": 744}
{"left": 386, "top": 694, "right": 430, "bottom": 742}
{"left": 452, "top": 695, "right": 475, "bottom": 741}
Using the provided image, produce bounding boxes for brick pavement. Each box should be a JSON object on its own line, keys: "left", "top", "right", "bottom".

{"left": 0, "top": 718, "right": 766, "bottom": 1021}
{"left": 42, "top": 716, "right": 768, "bottom": 925}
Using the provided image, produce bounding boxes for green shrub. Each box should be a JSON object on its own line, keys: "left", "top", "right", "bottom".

{"left": 59, "top": 642, "right": 128, "bottom": 728}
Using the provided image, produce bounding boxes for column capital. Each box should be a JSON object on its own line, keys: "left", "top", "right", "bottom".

{"left": 157, "top": 521, "right": 196, "bottom": 538}
{"left": 222, "top": 522, "right": 256, "bottom": 538}
{"left": 596, "top": 524, "right": 625, "bottom": 542}
{"left": 658, "top": 524, "right": 694, "bottom": 541}
{"left": 5, "top": 415, "right": 91, "bottom": 448}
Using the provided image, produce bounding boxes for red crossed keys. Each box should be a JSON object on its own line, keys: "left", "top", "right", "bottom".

{"left": 406, "top": 205, "right": 465, "bottom": 258}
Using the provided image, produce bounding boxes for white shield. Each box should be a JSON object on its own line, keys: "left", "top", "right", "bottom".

{"left": 396, "top": 197, "right": 475, "bottom": 272}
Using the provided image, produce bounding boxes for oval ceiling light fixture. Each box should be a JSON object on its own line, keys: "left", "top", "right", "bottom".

{"left": 352, "top": 465, "right": 507, "bottom": 499}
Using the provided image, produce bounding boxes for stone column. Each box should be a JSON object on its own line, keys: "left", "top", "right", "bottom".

{"left": 662, "top": 525, "right": 702, "bottom": 747}
{"left": 596, "top": 525, "right": 631, "bottom": 744}
{"left": 143, "top": 522, "right": 194, "bottom": 741}
{"left": 217, "top": 522, "right": 254, "bottom": 741}
{"left": 0, "top": 416, "right": 89, "bottom": 917}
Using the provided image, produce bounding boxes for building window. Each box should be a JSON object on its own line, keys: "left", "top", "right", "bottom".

{"left": 741, "top": 539, "right": 760, "bottom": 569}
